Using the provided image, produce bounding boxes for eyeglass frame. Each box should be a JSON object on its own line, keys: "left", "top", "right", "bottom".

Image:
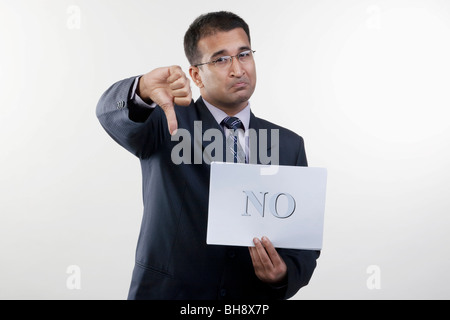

{"left": 193, "top": 50, "right": 256, "bottom": 68}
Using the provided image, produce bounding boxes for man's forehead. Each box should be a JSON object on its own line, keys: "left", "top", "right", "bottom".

{"left": 197, "top": 28, "right": 250, "bottom": 57}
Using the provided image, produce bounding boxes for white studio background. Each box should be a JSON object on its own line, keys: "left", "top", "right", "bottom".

{"left": 1, "top": 0, "right": 449, "bottom": 300}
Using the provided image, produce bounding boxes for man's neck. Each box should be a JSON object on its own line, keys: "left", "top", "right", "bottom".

{"left": 202, "top": 98, "right": 251, "bottom": 130}
{"left": 201, "top": 98, "right": 248, "bottom": 117}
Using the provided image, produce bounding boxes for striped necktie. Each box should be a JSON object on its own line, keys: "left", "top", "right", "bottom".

{"left": 222, "top": 116, "right": 246, "bottom": 163}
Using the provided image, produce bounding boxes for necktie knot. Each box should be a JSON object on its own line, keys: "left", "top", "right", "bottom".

{"left": 221, "top": 116, "right": 246, "bottom": 163}
{"left": 222, "top": 117, "right": 244, "bottom": 131}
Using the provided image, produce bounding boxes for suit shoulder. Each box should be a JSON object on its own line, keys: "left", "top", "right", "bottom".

{"left": 254, "top": 117, "right": 305, "bottom": 143}
{"left": 255, "top": 116, "right": 308, "bottom": 166}
{"left": 173, "top": 99, "right": 197, "bottom": 113}
{"left": 173, "top": 99, "right": 199, "bottom": 121}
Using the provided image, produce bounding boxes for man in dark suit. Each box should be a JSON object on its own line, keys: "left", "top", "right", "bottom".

{"left": 96, "top": 11, "right": 319, "bottom": 300}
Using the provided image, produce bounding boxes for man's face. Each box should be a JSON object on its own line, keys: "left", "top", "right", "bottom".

{"left": 190, "top": 28, "right": 257, "bottom": 114}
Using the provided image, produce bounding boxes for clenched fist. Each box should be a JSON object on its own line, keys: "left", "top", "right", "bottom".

{"left": 137, "top": 66, "right": 192, "bottom": 135}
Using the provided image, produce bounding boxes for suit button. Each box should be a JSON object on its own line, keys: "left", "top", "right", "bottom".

{"left": 220, "top": 289, "right": 227, "bottom": 297}
{"left": 116, "top": 100, "right": 126, "bottom": 109}
{"left": 227, "top": 250, "right": 236, "bottom": 258}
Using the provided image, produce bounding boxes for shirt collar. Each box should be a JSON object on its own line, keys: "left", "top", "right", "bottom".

{"left": 202, "top": 98, "right": 251, "bottom": 131}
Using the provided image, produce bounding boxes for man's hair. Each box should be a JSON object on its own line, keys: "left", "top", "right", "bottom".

{"left": 184, "top": 11, "right": 251, "bottom": 66}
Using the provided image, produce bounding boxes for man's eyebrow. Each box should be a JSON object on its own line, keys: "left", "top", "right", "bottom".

{"left": 238, "top": 46, "right": 251, "bottom": 52}
{"left": 210, "top": 50, "right": 226, "bottom": 59}
{"left": 210, "top": 46, "right": 252, "bottom": 59}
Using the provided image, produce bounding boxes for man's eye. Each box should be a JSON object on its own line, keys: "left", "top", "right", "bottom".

{"left": 215, "top": 57, "right": 229, "bottom": 64}
{"left": 239, "top": 52, "right": 251, "bottom": 58}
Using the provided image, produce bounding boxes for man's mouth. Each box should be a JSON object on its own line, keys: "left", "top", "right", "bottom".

{"left": 232, "top": 81, "right": 248, "bottom": 89}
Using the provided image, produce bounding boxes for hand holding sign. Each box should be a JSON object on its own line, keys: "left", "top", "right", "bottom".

{"left": 249, "top": 237, "right": 287, "bottom": 285}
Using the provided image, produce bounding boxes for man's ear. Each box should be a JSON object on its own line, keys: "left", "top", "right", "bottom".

{"left": 189, "top": 66, "right": 204, "bottom": 88}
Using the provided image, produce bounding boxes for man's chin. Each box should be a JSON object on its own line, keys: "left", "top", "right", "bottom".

{"left": 230, "top": 88, "right": 254, "bottom": 102}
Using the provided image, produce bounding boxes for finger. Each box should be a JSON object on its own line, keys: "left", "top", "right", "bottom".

{"left": 248, "top": 246, "right": 259, "bottom": 266}
{"left": 253, "top": 237, "right": 274, "bottom": 269}
{"left": 172, "top": 87, "right": 191, "bottom": 98}
{"left": 173, "top": 86, "right": 192, "bottom": 107}
{"left": 248, "top": 246, "right": 264, "bottom": 274}
{"left": 261, "top": 236, "right": 283, "bottom": 266}
{"left": 169, "top": 77, "right": 189, "bottom": 90}
{"left": 160, "top": 103, "right": 178, "bottom": 136}
{"left": 167, "top": 66, "right": 184, "bottom": 84}
{"left": 174, "top": 97, "right": 191, "bottom": 107}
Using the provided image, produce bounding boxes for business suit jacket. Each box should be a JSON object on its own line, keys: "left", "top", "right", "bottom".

{"left": 96, "top": 76, "right": 320, "bottom": 300}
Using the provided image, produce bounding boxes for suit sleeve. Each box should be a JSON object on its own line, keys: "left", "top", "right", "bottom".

{"left": 96, "top": 77, "right": 170, "bottom": 159}
{"left": 295, "top": 135, "right": 308, "bottom": 167}
{"left": 277, "top": 135, "right": 321, "bottom": 299}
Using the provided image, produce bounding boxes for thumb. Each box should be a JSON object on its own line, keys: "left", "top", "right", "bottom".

{"left": 160, "top": 103, "right": 178, "bottom": 136}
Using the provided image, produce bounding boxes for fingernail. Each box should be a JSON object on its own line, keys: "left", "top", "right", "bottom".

{"left": 253, "top": 238, "right": 259, "bottom": 245}
{"left": 171, "top": 129, "right": 178, "bottom": 136}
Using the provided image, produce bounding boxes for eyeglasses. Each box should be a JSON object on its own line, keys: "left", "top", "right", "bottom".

{"left": 194, "top": 50, "right": 256, "bottom": 68}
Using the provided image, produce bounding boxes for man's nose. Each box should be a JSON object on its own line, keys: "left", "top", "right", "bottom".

{"left": 229, "top": 57, "right": 245, "bottom": 77}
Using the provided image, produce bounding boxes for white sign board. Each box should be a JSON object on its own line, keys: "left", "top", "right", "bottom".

{"left": 207, "top": 162, "right": 327, "bottom": 250}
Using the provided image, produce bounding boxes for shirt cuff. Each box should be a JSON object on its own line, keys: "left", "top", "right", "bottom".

{"left": 130, "top": 76, "right": 157, "bottom": 109}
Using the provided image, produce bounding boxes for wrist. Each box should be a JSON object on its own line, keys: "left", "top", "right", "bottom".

{"left": 136, "top": 76, "right": 153, "bottom": 104}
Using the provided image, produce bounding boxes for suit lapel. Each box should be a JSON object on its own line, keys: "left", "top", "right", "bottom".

{"left": 249, "top": 112, "right": 273, "bottom": 165}
{"left": 195, "top": 98, "right": 227, "bottom": 163}
{"left": 196, "top": 97, "right": 224, "bottom": 132}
